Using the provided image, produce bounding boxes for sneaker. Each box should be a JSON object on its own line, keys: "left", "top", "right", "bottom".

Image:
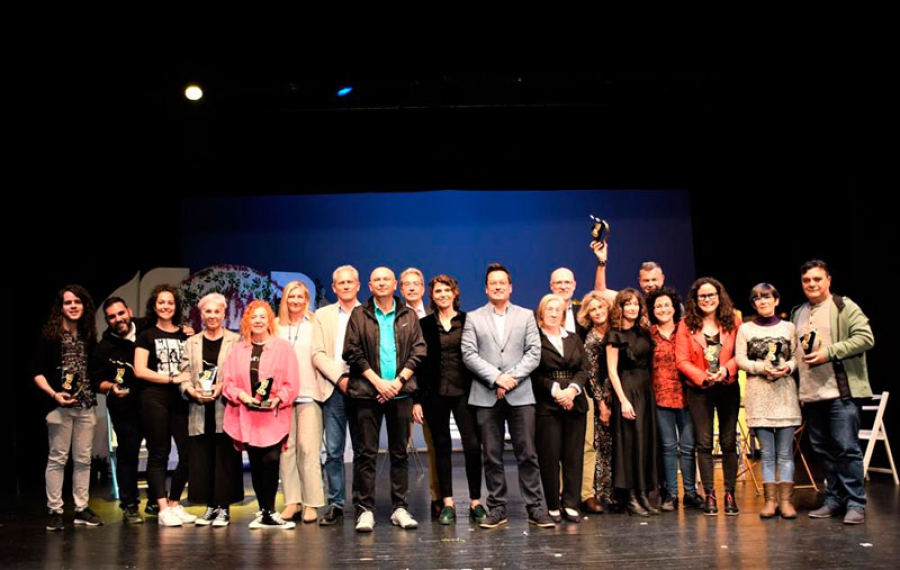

{"left": 809, "top": 503, "right": 841, "bottom": 518}
{"left": 46, "top": 511, "right": 64, "bottom": 531}
{"left": 527, "top": 511, "right": 556, "bottom": 528}
{"left": 469, "top": 504, "right": 489, "bottom": 523}
{"left": 212, "top": 508, "right": 231, "bottom": 527}
{"left": 390, "top": 507, "right": 418, "bottom": 530}
{"left": 724, "top": 491, "right": 740, "bottom": 516}
{"left": 249, "top": 510, "right": 296, "bottom": 529}
{"left": 478, "top": 509, "right": 508, "bottom": 529}
{"left": 170, "top": 504, "right": 197, "bottom": 524}
{"left": 123, "top": 505, "right": 143, "bottom": 525}
{"left": 438, "top": 506, "right": 456, "bottom": 525}
{"left": 195, "top": 506, "right": 218, "bottom": 526}
{"left": 843, "top": 507, "right": 865, "bottom": 525}
{"left": 682, "top": 492, "right": 705, "bottom": 510}
{"left": 355, "top": 509, "right": 375, "bottom": 533}
{"left": 144, "top": 502, "right": 159, "bottom": 517}
{"left": 318, "top": 504, "right": 343, "bottom": 526}
{"left": 158, "top": 507, "right": 183, "bottom": 527}
{"left": 74, "top": 507, "right": 102, "bottom": 526}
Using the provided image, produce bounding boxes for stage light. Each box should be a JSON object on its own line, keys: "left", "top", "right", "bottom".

{"left": 184, "top": 84, "right": 204, "bottom": 101}
{"left": 336, "top": 86, "right": 353, "bottom": 97}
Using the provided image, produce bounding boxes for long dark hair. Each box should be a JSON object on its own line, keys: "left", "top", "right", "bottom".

{"left": 609, "top": 288, "right": 646, "bottom": 330}
{"left": 40, "top": 284, "right": 97, "bottom": 345}
{"left": 683, "top": 277, "right": 737, "bottom": 333}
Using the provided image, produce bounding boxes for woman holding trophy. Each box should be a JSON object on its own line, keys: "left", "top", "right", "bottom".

{"left": 675, "top": 277, "right": 742, "bottom": 516}
{"left": 735, "top": 283, "right": 801, "bottom": 519}
{"left": 180, "top": 293, "right": 243, "bottom": 526}
{"left": 222, "top": 299, "right": 299, "bottom": 529}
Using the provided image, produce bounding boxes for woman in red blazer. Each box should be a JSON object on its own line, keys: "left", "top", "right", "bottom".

{"left": 675, "top": 277, "right": 742, "bottom": 517}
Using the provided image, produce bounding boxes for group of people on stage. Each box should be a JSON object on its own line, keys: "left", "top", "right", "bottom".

{"left": 30, "top": 243, "right": 876, "bottom": 532}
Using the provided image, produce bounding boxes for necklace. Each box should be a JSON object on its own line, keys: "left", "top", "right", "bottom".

{"left": 287, "top": 321, "right": 301, "bottom": 346}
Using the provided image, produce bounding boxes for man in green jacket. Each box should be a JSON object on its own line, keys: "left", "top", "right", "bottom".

{"left": 791, "top": 259, "right": 875, "bottom": 525}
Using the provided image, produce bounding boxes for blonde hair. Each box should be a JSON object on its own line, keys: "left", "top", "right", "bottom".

{"left": 536, "top": 294, "right": 565, "bottom": 329}
{"left": 277, "top": 281, "right": 315, "bottom": 326}
{"left": 577, "top": 290, "right": 611, "bottom": 329}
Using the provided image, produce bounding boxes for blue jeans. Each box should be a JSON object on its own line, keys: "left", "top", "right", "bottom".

{"left": 804, "top": 398, "right": 866, "bottom": 509}
{"left": 755, "top": 426, "right": 796, "bottom": 483}
{"left": 322, "top": 390, "right": 348, "bottom": 508}
{"left": 656, "top": 407, "right": 696, "bottom": 498}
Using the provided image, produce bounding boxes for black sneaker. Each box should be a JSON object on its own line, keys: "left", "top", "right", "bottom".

{"left": 47, "top": 511, "right": 64, "bottom": 531}
{"left": 123, "top": 505, "right": 143, "bottom": 525}
{"left": 478, "top": 509, "right": 508, "bottom": 529}
{"left": 527, "top": 511, "right": 556, "bottom": 528}
{"left": 74, "top": 507, "right": 102, "bottom": 526}
{"left": 469, "top": 504, "right": 488, "bottom": 523}
{"left": 682, "top": 492, "right": 705, "bottom": 510}
{"left": 317, "top": 504, "right": 344, "bottom": 526}
{"left": 145, "top": 502, "right": 159, "bottom": 517}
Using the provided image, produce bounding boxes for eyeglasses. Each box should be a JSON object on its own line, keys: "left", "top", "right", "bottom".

{"left": 697, "top": 292, "right": 719, "bottom": 300}
{"left": 401, "top": 281, "right": 423, "bottom": 287}
{"left": 752, "top": 293, "right": 775, "bottom": 302}
{"left": 551, "top": 280, "right": 574, "bottom": 287}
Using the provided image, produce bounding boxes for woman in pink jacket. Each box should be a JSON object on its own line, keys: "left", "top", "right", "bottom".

{"left": 675, "top": 277, "right": 742, "bottom": 517}
{"left": 222, "top": 299, "right": 299, "bottom": 529}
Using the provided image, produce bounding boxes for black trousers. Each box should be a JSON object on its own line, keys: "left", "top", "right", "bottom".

{"left": 474, "top": 401, "right": 544, "bottom": 517}
{"left": 422, "top": 393, "right": 483, "bottom": 501}
{"left": 246, "top": 443, "right": 282, "bottom": 512}
{"left": 536, "top": 409, "right": 586, "bottom": 511}
{"left": 688, "top": 382, "right": 740, "bottom": 492}
{"left": 353, "top": 397, "right": 412, "bottom": 513}
{"left": 141, "top": 386, "right": 189, "bottom": 502}
{"left": 108, "top": 410, "right": 143, "bottom": 509}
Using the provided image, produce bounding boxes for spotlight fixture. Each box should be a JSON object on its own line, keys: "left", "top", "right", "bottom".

{"left": 336, "top": 86, "right": 353, "bottom": 97}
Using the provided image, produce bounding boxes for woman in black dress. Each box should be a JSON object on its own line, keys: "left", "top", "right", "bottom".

{"left": 606, "top": 288, "right": 659, "bottom": 516}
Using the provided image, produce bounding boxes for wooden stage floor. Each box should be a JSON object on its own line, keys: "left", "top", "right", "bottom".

{"left": 2, "top": 452, "right": 898, "bottom": 569}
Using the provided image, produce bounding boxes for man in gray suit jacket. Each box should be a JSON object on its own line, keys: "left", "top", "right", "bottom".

{"left": 461, "top": 263, "right": 554, "bottom": 529}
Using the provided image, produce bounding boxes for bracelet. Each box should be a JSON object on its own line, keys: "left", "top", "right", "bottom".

{"left": 597, "top": 260, "right": 607, "bottom": 267}
{"left": 50, "top": 391, "right": 57, "bottom": 399}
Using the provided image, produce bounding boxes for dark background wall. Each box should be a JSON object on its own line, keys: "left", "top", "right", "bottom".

{"left": 10, "top": 72, "right": 891, "bottom": 499}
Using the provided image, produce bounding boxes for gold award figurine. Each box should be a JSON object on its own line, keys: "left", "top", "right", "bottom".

{"left": 590, "top": 215, "right": 610, "bottom": 243}
{"left": 801, "top": 330, "right": 818, "bottom": 355}
{"left": 199, "top": 369, "right": 216, "bottom": 397}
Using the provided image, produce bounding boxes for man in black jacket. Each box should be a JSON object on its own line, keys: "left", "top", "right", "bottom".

{"left": 90, "top": 297, "right": 145, "bottom": 525}
{"left": 343, "top": 266, "right": 426, "bottom": 533}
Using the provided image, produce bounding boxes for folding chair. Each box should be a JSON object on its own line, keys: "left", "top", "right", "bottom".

{"left": 792, "top": 422, "right": 818, "bottom": 491}
{"left": 737, "top": 421, "right": 762, "bottom": 495}
{"left": 859, "top": 392, "right": 899, "bottom": 485}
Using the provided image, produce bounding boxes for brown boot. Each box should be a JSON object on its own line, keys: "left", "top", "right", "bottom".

{"left": 759, "top": 483, "right": 778, "bottom": 519}
{"left": 778, "top": 482, "right": 797, "bottom": 519}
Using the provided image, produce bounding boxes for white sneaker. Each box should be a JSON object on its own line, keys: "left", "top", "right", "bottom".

{"left": 195, "top": 507, "right": 217, "bottom": 526}
{"left": 171, "top": 504, "right": 197, "bottom": 524}
{"left": 355, "top": 509, "right": 375, "bottom": 533}
{"left": 158, "top": 508, "right": 183, "bottom": 527}
{"left": 212, "top": 508, "right": 231, "bottom": 527}
{"left": 390, "top": 507, "right": 418, "bottom": 529}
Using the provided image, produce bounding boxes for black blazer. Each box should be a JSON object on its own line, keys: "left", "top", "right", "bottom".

{"left": 416, "top": 311, "right": 474, "bottom": 402}
{"left": 531, "top": 330, "right": 589, "bottom": 415}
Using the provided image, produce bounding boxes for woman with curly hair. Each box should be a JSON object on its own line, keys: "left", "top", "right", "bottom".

{"left": 606, "top": 288, "right": 659, "bottom": 517}
{"left": 675, "top": 277, "right": 742, "bottom": 516}
{"left": 134, "top": 284, "right": 196, "bottom": 527}
{"left": 31, "top": 284, "right": 102, "bottom": 530}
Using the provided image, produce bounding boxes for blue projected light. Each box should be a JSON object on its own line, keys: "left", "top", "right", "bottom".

{"left": 336, "top": 86, "right": 353, "bottom": 97}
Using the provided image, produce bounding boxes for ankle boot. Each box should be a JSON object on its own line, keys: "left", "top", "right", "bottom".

{"left": 759, "top": 483, "right": 778, "bottom": 519}
{"left": 702, "top": 489, "right": 718, "bottom": 516}
{"left": 637, "top": 491, "right": 660, "bottom": 515}
{"left": 626, "top": 490, "right": 649, "bottom": 517}
{"left": 778, "top": 482, "right": 797, "bottom": 519}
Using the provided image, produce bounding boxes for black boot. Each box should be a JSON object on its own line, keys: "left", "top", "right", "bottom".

{"left": 626, "top": 490, "right": 649, "bottom": 517}
{"left": 637, "top": 491, "right": 660, "bottom": 515}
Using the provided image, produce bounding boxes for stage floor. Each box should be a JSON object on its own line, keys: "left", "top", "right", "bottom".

{"left": 2, "top": 452, "right": 898, "bottom": 569}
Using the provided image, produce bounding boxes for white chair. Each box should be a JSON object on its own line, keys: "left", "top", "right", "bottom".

{"left": 859, "top": 392, "right": 899, "bottom": 485}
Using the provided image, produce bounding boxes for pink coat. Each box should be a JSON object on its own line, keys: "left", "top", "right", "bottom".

{"left": 222, "top": 337, "right": 299, "bottom": 447}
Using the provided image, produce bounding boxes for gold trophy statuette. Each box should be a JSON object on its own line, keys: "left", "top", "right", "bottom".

{"left": 590, "top": 215, "right": 610, "bottom": 243}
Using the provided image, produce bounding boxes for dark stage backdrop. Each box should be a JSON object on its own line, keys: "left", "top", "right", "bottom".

{"left": 179, "top": 189, "right": 695, "bottom": 309}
